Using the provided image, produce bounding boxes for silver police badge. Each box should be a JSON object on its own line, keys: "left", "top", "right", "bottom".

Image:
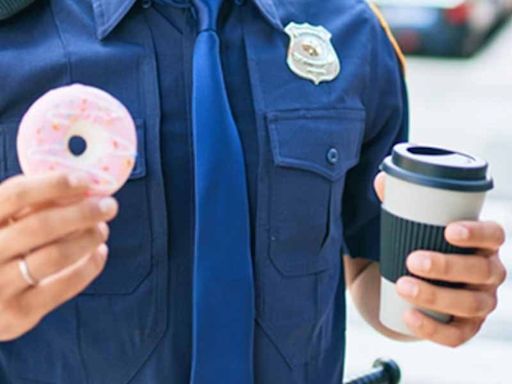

{"left": 284, "top": 22, "right": 341, "bottom": 85}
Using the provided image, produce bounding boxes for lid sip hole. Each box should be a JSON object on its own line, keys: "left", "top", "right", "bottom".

{"left": 69, "top": 135, "right": 87, "bottom": 157}
{"left": 407, "top": 146, "right": 454, "bottom": 156}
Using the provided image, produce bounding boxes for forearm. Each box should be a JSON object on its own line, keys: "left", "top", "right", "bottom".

{"left": 345, "top": 256, "right": 417, "bottom": 341}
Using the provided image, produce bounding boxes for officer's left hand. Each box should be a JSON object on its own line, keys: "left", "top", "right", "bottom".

{"left": 374, "top": 173, "right": 507, "bottom": 347}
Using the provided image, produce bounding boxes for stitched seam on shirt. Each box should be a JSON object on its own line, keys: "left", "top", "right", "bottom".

{"left": 48, "top": 1, "right": 73, "bottom": 83}
{"left": 360, "top": 1, "right": 375, "bottom": 143}
{"left": 241, "top": 8, "right": 269, "bottom": 320}
{"left": 75, "top": 300, "right": 91, "bottom": 384}
{"left": 266, "top": 108, "right": 365, "bottom": 122}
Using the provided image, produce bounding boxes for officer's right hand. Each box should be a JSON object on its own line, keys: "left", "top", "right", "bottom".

{"left": 0, "top": 172, "right": 118, "bottom": 341}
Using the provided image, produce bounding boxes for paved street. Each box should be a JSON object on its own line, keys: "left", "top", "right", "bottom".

{"left": 345, "top": 18, "right": 512, "bottom": 384}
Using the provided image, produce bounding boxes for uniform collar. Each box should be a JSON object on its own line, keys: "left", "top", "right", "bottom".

{"left": 92, "top": 0, "right": 283, "bottom": 40}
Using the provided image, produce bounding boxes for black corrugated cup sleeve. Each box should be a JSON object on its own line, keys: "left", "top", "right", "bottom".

{"left": 380, "top": 209, "right": 473, "bottom": 287}
{"left": 0, "top": 0, "right": 35, "bottom": 20}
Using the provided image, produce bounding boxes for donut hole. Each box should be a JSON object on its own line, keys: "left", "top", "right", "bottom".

{"left": 68, "top": 135, "right": 88, "bottom": 157}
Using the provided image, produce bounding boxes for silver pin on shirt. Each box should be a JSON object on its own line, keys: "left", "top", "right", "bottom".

{"left": 285, "top": 22, "right": 341, "bottom": 85}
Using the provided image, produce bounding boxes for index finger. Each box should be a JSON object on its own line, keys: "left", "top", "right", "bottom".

{"left": 0, "top": 173, "right": 90, "bottom": 223}
{"left": 445, "top": 221, "right": 506, "bottom": 253}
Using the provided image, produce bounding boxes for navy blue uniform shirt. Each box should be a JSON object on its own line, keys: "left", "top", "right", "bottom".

{"left": 0, "top": 0, "right": 408, "bottom": 383}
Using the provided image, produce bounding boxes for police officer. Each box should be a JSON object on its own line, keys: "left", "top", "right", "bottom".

{"left": 0, "top": 1, "right": 506, "bottom": 383}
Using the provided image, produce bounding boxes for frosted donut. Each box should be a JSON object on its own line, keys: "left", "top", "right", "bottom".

{"left": 17, "top": 84, "right": 137, "bottom": 195}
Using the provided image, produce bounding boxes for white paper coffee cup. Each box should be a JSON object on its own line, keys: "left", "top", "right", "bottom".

{"left": 379, "top": 144, "right": 493, "bottom": 336}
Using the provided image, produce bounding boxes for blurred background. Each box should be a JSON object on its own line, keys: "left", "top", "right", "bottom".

{"left": 345, "top": 1, "right": 512, "bottom": 383}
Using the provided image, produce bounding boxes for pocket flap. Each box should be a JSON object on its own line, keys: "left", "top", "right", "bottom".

{"left": 0, "top": 118, "right": 146, "bottom": 181}
{"left": 267, "top": 109, "right": 365, "bottom": 181}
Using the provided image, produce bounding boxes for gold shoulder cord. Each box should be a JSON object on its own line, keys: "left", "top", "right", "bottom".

{"left": 368, "top": 2, "right": 407, "bottom": 74}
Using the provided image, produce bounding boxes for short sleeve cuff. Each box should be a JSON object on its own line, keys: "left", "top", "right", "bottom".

{"left": 344, "top": 213, "right": 381, "bottom": 262}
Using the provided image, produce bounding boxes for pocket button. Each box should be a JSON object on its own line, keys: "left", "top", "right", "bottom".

{"left": 326, "top": 147, "right": 339, "bottom": 165}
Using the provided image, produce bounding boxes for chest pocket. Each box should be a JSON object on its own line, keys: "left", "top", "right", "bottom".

{"left": 256, "top": 108, "right": 365, "bottom": 367}
{"left": 267, "top": 108, "right": 365, "bottom": 276}
{"left": 83, "top": 118, "right": 149, "bottom": 294}
{"left": 0, "top": 118, "right": 149, "bottom": 295}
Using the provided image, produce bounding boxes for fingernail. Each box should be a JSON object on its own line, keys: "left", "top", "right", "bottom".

{"left": 447, "top": 224, "right": 470, "bottom": 241}
{"left": 408, "top": 253, "right": 432, "bottom": 273}
{"left": 397, "top": 279, "right": 419, "bottom": 297}
{"left": 98, "top": 198, "right": 117, "bottom": 214}
{"left": 68, "top": 174, "right": 90, "bottom": 188}
{"left": 98, "top": 222, "right": 109, "bottom": 238}
{"left": 97, "top": 244, "right": 109, "bottom": 259}
{"left": 404, "top": 310, "right": 423, "bottom": 328}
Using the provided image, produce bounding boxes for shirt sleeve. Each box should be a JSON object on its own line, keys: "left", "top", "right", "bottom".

{"left": 342, "top": 8, "right": 409, "bottom": 262}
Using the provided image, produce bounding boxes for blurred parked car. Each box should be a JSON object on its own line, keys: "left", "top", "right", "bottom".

{"left": 373, "top": 0, "right": 512, "bottom": 56}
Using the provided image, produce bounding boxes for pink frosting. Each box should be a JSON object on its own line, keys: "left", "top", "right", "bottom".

{"left": 17, "top": 84, "right": 137, "bottom": 195}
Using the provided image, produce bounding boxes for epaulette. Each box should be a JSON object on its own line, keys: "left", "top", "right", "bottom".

{"left": 368, "top": 2, "right": 407, "bottom": 74}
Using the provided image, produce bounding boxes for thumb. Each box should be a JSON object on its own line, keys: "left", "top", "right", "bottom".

{"left": 374, "top": 172, "right": 386, "bottom": 203}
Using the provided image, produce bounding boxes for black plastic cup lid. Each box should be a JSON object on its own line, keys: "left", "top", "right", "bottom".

{"left": 381, "top": 143, "right": 494, "bottom": 192}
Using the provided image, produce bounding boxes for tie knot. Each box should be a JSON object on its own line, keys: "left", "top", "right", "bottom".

{"left": 193, "top": 0, "right": 224, "bottom": 31}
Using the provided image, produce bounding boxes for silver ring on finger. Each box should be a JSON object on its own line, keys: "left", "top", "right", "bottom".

{"left": 18, "top": 257, "right": 38, "bottom": 287}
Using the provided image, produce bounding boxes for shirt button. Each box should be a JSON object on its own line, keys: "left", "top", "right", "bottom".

{"left": 326, "top": 148, "right": 339, "bottom": 165}
{"left": 141, "top": 0, "right": 152, "bottom": 9}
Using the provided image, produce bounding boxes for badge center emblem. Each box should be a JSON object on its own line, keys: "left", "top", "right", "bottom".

{"left": 285, "top": 22, "right": 341, "bottom": 85}
{"left": 301, "top": 40, "right": 322, "bottom": 57}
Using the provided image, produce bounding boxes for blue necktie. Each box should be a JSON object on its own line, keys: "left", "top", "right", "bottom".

{"left": 190, "top": 1, "right": 254, "bottom": 383}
